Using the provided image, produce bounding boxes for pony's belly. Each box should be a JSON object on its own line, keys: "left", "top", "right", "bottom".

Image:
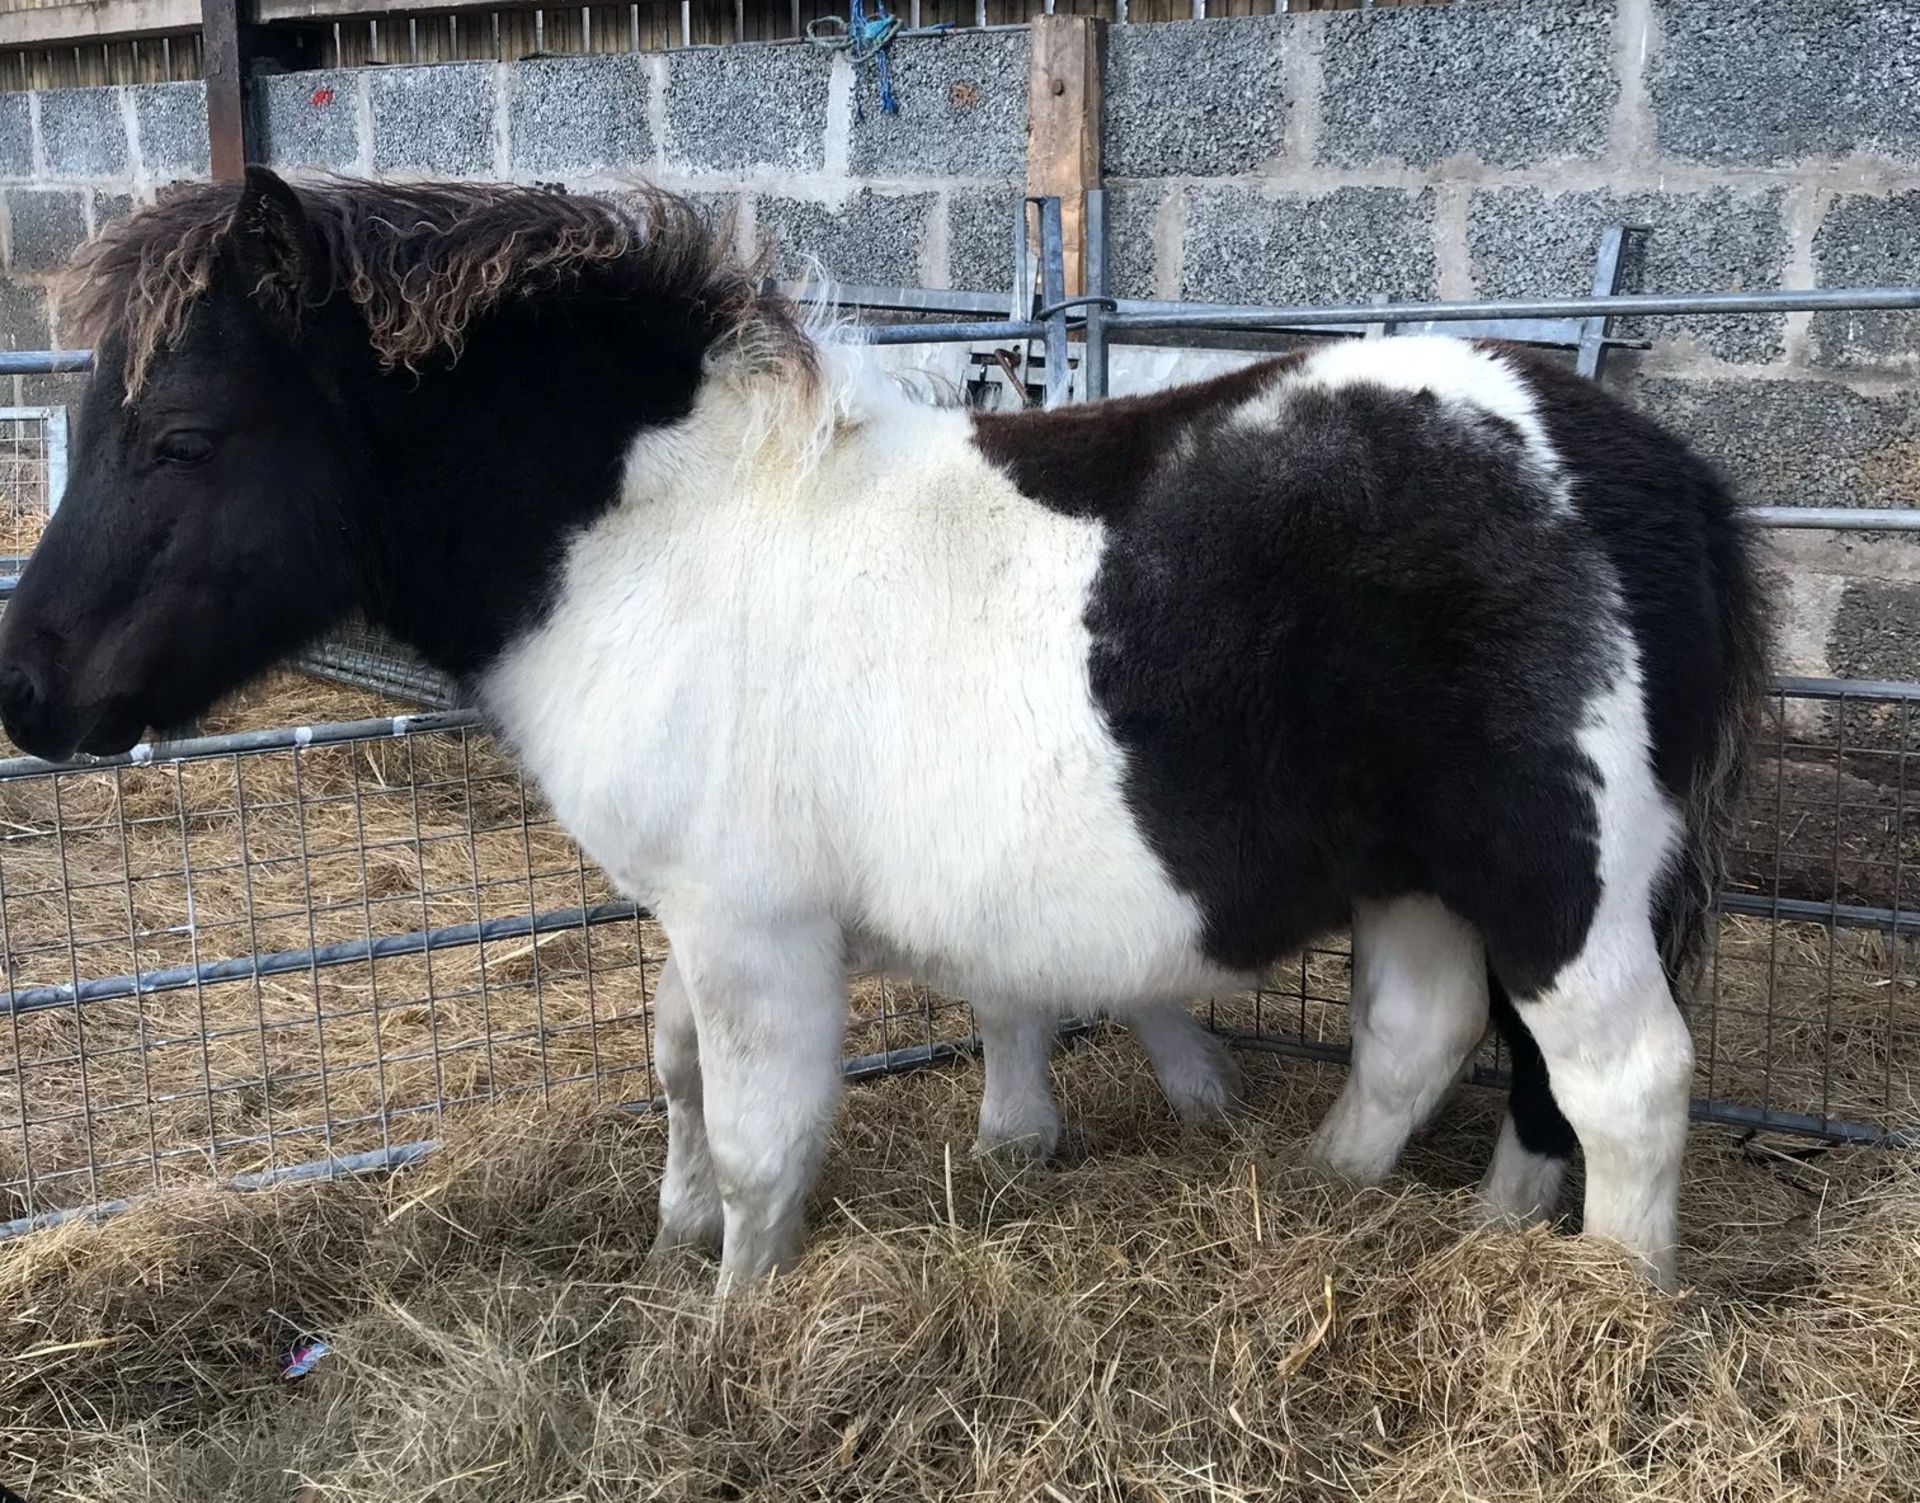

{"left": 848, "top": 894, "right": 1248, "bottom": 1014}
{"left": 503, "top": 715, "right": 1248, "bottom": 1010}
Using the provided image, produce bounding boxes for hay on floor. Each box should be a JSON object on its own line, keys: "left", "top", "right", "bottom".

{"left": 4, "top": 1044, "right": 1919, "bottom": 1503}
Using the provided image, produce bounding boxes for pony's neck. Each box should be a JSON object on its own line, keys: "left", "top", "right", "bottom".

{"left": 347, "top": 283, "right": 730, "bottom": 684}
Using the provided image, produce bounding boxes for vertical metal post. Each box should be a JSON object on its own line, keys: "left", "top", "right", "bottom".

{"left": 1011, "top": 192, "right": 1031, "bottom": 323}
{"left": 1576, "top": 223, "right": 1636, "bottom": 381}
{"left": 1084, "top": 187, "right": 1110, "bottom": 401}
{"left": 1362, "top": 290, "right": 1395, "bottom": 340}
{"left": 1034, "top": 195, "right": 1071, "bottom": 409}
{"left": 44, "top": 406, "right": 67, "bottom": 514}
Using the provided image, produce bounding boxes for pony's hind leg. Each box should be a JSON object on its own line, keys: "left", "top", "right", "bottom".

{"left": 1480, "top": 979, "right": 1576, "bottom": 1224}
{"left": 1488, "top": 669, "right": 1695, "bottom": 1288}
{"left": 649, "top": 950, "right": 724, "bottom": 1257}
{"left": 1504, "top": 915, "right": 1691, "bottom": 1289}
{"left": 1308, "top": 895, "right": 1489, "bottom": 1186}
{"left": 973, "top": 1006, "right": 1063, "bottom": 1161}
{"left": 1127, "top": 1002, "right": 1241, "bottom": 1125}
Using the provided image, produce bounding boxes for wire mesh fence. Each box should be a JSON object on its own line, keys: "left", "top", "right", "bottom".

{"left": 2, "top": 675, "right": 1916, "bottom": 1231}
{"left": 297, "top": 619, "right": 459, "bottom": 709}
{"left": 3, "top": 239, "right": 1920, "bottom": 1235}
{"left": 0, "top": 717, "right": 980, "bottom": 1226}
{"left": 1197, "top": 682, "right": 1920, "bottom": 1146}
{"left": 0, "top": 406, "right": 63, "bottom": 557}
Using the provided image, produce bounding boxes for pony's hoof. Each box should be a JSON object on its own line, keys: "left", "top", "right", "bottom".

{"left": 970, "top": 1117, "right": 1061, "bottom": 1165}
{"left": 1304, "top": 1107, "right": 1396, "bottom": 1189}
{"left": 1162, "top": 1040, "right": 1242, "bottom": 1126}
{"left": 649, "top": 1215, "right": 723, "bottom": 1262}
{"left": 1476, "top": 1119, "right": 1567, "bottom": 1227}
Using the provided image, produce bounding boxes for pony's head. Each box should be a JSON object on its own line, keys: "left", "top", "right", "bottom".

{"left": 0, "top": 167, "right": 803, "bottom": 761}
{"left": 0, "top": 168, "right": 371, "bottom": 759}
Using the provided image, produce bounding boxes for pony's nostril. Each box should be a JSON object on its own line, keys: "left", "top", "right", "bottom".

{"left": 0, "top": 660, "right": 37, "bottom": 714}
{"left": 0, "top": 658, "right": 54, "bottom": 751}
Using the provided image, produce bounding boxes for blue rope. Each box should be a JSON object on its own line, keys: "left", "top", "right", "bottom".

{"left": 855, "top": 0, "right": 898, "bottom": 117}
{"left": 807, "top": 1, "right": 953, "bottom": 120}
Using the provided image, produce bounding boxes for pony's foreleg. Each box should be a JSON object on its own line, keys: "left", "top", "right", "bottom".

{"left": 648, "top": 949, "right": 724, "bottom": 1257}
{"left": 675, "top": 915, "right": 848, "bottom": 1286}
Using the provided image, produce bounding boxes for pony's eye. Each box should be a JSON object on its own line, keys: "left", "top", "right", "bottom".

{"left": 156, "top": 431, "right": 214, "bottom": 465}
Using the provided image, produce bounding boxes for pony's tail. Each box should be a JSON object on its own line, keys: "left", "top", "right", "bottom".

{"left": 1660, "top": 477, "right": 1774, "bottom": 984}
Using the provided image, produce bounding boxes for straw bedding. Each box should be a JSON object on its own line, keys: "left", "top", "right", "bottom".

{"left": 0, "top": 562, "right": 1914, "bottom": 1499}
{"left": 5, "top": 1046, "right": 1920, "bottom": 1502}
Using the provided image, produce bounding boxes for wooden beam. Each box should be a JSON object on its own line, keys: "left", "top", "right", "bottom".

{"left": 1025, "top": 14, "right": 1104, "bottom": 298}
{"left": 0, "top": 0, "right": 198, "bottom": 49}
{"left": 201, "top": 0, "right": 248, "bottom": 179}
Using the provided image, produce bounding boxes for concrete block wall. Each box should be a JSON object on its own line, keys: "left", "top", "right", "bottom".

{"left": 0, "top": 80, "right": 208, "bottom": 407}
{"left": 0, "top": 0, "right": 1915, "bottom": 683}
{"left": 253, "top": 31, "right": 1030, "bottom": 293}
{"left": 1100, "top": 0, "right": 1920, "bottom": 686}
{"left": 0, "top": 35, "right": 1029, "bottom": 400}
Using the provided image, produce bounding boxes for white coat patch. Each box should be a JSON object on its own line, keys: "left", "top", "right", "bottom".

{"left": 481, "top": 354, "right": 1241, "bottom": 1014}
{"left": 1237, "top": 336, "right": 1572, "bottom": 513}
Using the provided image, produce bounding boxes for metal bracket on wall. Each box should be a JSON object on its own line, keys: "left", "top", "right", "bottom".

{"left": 1576, "top": 223, "right": 1647, "bottom": 381}
{"left": 1009, "top": 193, "right": 1075, "bottom": 409}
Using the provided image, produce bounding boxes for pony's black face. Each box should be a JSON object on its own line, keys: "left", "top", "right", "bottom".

{"left": 0, "top": 172, "right": 365, "bottom": 761}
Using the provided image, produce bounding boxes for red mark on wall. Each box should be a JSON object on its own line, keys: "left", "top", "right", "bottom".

{"left": 310, "top": 86, "right": 336, "bottom": 107}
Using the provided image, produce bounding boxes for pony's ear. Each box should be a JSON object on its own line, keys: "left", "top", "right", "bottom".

{"left": 230, "top": 165, "right": 322, "bottom": 313}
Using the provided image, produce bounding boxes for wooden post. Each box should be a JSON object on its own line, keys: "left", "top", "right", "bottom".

{"left": 1026, "top": 14, "right": 1104, "bottom": 297}
{"left": 201, "top": 0, "right": 248, "bottom": 178}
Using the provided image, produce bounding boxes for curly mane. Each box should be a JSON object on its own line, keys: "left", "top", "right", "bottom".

{"left": 59, "top": 176, "right": 816, "bottom": 398}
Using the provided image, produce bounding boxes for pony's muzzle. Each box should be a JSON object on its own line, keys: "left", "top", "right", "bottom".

{"left": 0, "top": 656, "right": 88, "bottom": 763}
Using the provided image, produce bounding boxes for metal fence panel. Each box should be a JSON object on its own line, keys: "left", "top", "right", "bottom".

{"left": 4, "top": 676, "right": 1917, "bottom": 1235}
{"left": 3, "top": 213, "right": 1920, "bottom": 1238}
{"left": 0, "top": 718, "right": 981, "bottom": 1229}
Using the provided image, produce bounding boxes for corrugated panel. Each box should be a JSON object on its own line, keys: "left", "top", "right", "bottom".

{"left": 0, "top": 0, "right": 1462, "bottom": 86}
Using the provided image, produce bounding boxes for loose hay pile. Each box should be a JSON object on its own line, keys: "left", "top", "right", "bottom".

{"left": 2, "top": 649, "right": 1918, "bottom": 1500}
{"left": 5, "top": 1047, "right": 1920, "bottom": 1502}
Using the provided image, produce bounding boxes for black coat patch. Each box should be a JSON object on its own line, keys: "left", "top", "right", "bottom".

{"left": 973, "top": 348, "right": 1750, "bottom": 1005}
